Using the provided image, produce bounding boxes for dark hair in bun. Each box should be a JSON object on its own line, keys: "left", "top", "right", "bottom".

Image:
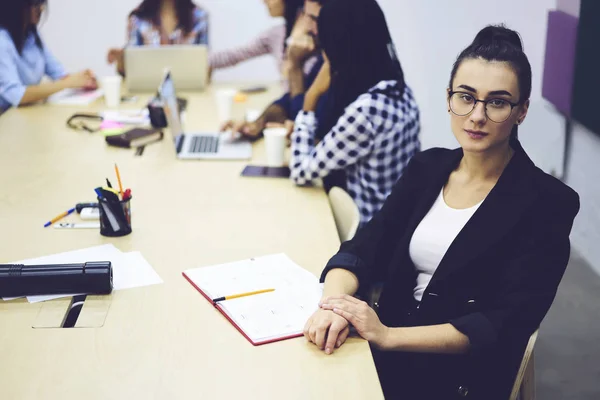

{"left": 472, "top": 24, "right": 524, "bottom": 51}
{"left": 448, "top": 25, "right": 532, "bottom": 141}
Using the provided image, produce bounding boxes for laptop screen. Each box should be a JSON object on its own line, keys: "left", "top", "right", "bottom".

{"left": 158, "top": 71, "right": 184, "bottom": 143}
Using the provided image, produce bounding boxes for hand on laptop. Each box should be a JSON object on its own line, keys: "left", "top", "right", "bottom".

{"left": 220, "top": 120, "right": 265, "bottom": 139}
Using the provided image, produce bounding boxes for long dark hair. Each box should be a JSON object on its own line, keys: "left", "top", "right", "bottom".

{"left": 317, "top": 0, "right": 405, "bottom": 136}
{"left": 449, "top": 25, "right": 532, "bottom": 143}
{"left": 284, "top": 0, "right": 304, "bottom": 41}
{"left": 131, "top": 0, "right": 197, "bottom": 35}
{"left": 0, "top": 0, "right": 44, "bottom": 54}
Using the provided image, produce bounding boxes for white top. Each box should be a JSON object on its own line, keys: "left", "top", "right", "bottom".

{"left": 409, "top": 188, "right": 483, "bottom": 301}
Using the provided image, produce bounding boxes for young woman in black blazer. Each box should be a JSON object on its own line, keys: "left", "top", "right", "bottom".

{"left": 304, "top": 25, "right": 580, "bottom": 399}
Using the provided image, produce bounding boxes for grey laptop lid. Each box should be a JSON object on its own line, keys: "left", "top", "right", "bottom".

{"left": 125, "top": 45, "right": 208, "bottom": 92}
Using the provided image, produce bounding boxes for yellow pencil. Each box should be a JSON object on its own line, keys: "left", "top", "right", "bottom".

{"left": 114, "top": 163, "right": 124, "bottom": 198}
{"left": 212, "top": 288, "right": 275, "bottom": 303}
{"left": 43, "top": 207, "right": 76, "bottom": 227}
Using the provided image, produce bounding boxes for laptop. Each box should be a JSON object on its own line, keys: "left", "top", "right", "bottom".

{"left": 125, "top": 45, "right": 208, "bottom": 92}
{"left": 158, "top": 71, "right": 252, "bottom": 160}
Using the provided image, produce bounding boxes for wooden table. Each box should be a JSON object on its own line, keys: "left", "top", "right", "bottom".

{"left": 0, "top": 84, "right": 383, "bottom": 399}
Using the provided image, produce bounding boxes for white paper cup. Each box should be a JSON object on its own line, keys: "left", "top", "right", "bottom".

{"left": 215, "top": 89, "right": 237, "bottom": 123}
{"left": 263, "top": 127, "right": 288, "bottom": 167}
{"left": 101, "top": 76, "right": 122, "bottom": 108}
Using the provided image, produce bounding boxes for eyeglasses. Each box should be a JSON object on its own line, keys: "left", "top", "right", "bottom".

{"left": 67, "top": 113, "right": 104, "bottom": 133}
{"left": 449, "top": 91, "right": 520, "bottom": 123}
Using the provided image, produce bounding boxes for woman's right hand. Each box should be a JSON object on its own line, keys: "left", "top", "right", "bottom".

{"left": 304, "top": 308, "right": 350, "bottom": 355}
{"left": 220, "top": 119, "right": 265, "bottom": 139}
{"left": 289, "top": 12, "right": 313, "bottom": 40}
{"left": 64, "top": 70, "right": 98, "bottom": 90}
{"left": 287, "top": 35, "right": 316, "bottom": 67}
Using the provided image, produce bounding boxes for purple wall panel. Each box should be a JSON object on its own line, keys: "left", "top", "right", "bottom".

{"left": 541, "top": 10, "right": 579, "bottom": 116}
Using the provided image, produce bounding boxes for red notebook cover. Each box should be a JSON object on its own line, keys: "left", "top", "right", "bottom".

{"left": 182, "top": 271, "right": 304, "bottom": 346}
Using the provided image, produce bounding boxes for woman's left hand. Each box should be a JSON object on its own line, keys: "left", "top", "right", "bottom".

{"left": 320, "top": 294, "right": 390, "bottom": 348}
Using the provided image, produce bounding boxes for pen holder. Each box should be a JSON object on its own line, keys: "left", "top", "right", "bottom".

{"left": 98, "top": 196, "right": 132, "bottom": 237}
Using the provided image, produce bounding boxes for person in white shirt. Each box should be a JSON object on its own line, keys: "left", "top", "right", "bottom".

{"left": 304, "top": 22, "right": 579, "bottom": 400}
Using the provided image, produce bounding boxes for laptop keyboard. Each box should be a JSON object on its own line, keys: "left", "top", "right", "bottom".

{"left": 188, "top": 135, "right": 220, "bottom": 154}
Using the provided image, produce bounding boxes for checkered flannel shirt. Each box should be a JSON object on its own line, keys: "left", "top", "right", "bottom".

{"left": 290, "top": 80, "right": 421, "bottom": 224}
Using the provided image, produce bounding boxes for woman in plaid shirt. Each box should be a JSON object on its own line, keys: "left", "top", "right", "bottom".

{"left": 290, "top": 0, "right": 421, "bottom": 225}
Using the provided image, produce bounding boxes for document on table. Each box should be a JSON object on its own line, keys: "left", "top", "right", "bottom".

{"left": 183, "top": 253, "right": 323, "bottom": 345}
{"left": 1, "top": 245, "right": 163, "bottom": 302}
{"left": 47, "top": 88, "right": 104, "bottom": 105}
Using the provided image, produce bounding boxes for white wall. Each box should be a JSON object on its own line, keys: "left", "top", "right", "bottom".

{"left": 378, "top": 0, "right": 564, "bottom": 176}
{"left": 566, "top": 123, "right": 600, "bottom": 274}
{"left": 39, "top": 0, "right": 281, "bottom": 82}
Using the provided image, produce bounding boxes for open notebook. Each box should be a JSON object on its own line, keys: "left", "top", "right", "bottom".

{"left": 183, "top": 254, "right": 323, "bottom": 345}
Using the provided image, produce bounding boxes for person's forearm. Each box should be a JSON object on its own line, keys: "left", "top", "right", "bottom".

{"left": 304, "top": 90, "right": 320, "bottom": 112}
{"left": 322, "top": 268, "right": 359, "bottom": 300}
{"left": 380, "top": 323, "right": 470, "bottom": 354}
{"left": 260, "top": 103, "right": 288, "bottom": 125}
{"left": 20, "top": 80, "right": 69, "bottom": 105}
{"left": 288, "top": 65, "right": 305, "bottom": 98}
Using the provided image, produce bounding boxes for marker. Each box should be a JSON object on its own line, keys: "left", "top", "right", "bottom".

{"left": 75, "top": 202, "right": 99, "bottom": 213}
{"left": 101, "top": 187, "right": 121, "bottom": 200}
{"left": 43, "top": 208, "right": 76, "bottom": 228}
{"left": 212, "top": 288, "right": 275, "bottom": 303}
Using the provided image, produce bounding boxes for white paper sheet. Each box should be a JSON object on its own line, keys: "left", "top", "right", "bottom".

{"left": 100, "top": 109, "right": 150, "bottom": 125}
{"left": 183, "top": 254, "right": 323, "bottom": 344}
{"left": 112, "top": 251, "right": 163, "bottom": 291}
{"left": 47, "top": 88, "right": 104, "bottom": 105}
{"left": 2, "top": 245, "right": 162, "bottom": 302}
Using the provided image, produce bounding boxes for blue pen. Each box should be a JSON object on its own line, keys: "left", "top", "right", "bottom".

{"left": 43, "top": 207, "right": 76, "bottom": 228}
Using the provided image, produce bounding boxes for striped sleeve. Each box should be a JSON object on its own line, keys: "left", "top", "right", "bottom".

{"left": 209, "top": 25, "right": 285, "bottom": 69}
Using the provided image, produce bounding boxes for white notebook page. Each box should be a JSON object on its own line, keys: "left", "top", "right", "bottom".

{"left": 184, "top": 254, "right": 323, "bottom": 343}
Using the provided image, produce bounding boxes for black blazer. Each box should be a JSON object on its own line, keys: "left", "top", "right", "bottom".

{"left": 321, "top": 141, "right": 580, "bottom": 399}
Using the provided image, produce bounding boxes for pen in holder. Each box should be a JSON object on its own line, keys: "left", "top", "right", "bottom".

{"left": 98, "top": 196, "right": 132, "bottom": 237}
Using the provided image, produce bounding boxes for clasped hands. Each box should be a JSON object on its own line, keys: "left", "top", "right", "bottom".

{"left": 304, "top": 294, "right": 390, "bottom": 355}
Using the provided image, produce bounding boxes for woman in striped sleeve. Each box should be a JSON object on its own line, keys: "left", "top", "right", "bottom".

{"left": 209, "top": 0, "right": 305, "bottom": 86}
